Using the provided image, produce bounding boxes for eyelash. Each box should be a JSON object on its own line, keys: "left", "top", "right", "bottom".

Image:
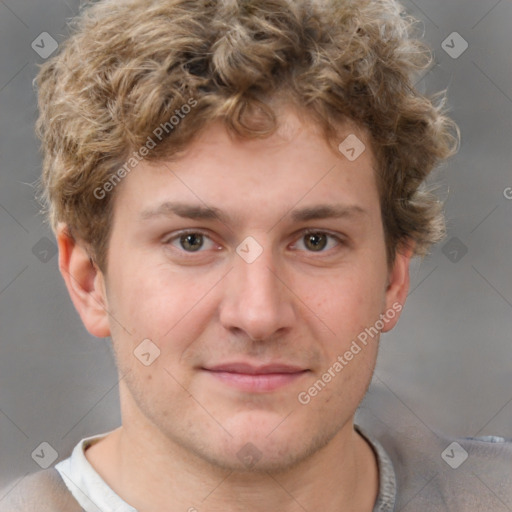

{"left": 163, "top": 228, "right": 346, "bottom": 256}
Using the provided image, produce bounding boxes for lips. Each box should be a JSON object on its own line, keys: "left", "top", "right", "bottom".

{"left": 204, "top": 362, "right": 307, "bottom": 374}
{"left": 201, "top": 362, "right": 309, "bottom": 392}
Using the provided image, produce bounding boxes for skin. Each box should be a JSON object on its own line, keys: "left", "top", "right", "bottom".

{"left": 57, "top": 106, "right": 412, "bottom": 512}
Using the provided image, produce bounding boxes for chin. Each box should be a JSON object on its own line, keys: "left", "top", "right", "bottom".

{"left": 188, "top": 416, "right": 335, "bottom": 475}
{"left": 199, "top": 441, "right": 309, "bottom": 474}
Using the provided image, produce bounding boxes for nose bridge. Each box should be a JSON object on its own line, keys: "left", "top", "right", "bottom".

{"left": 239, "top": 246, "right": 279, "bottom": 301}
{"left": 220, "top": 236, "right": 294, "bottom": 340}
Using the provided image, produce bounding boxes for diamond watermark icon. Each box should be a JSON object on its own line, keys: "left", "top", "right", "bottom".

{"left": 32, "top": 237, "right": 58, "bottom": 263}
{"left": 338, "top": 134, "right": 366, "bottom": 161}
{"left": 134, "top": 338, "right": 161, "bottom": 366}
{"left": 441, "top": 32, "right": 468, "bottom": 59}
{"left": 236, "top": 236, "right": 263, "bottom": 264}
{"left": 442, "top": 237, "right": 468, "bottom": 263}
{"left": 31, "top": 32, "right": 58, "bottom": 59}
{"left": 237, "top": 442, "right": 263, "bottom": 469}
{"left": 441, "top": 442, "right": 468, "bottom": 469}
{"left": 32, "top": 442, "right": 58, "bottom": 469}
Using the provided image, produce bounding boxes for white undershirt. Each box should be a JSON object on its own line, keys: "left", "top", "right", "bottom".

{"left": 55, "top": 430, "right": 137, "bottom": 512}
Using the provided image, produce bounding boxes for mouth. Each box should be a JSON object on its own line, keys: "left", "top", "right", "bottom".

{"left": 201, "top": 362, "right": 310, "bottom": 393}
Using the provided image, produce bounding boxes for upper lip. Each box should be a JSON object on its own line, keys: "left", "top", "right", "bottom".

{"left": 203, "top": 362, "right": 308, "bottom": 374}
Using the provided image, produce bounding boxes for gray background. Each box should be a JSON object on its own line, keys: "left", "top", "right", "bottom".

{"left": 0, "top": 0, "right": 511, "bottom": 495}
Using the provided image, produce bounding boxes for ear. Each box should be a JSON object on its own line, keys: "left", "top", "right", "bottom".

{"left": 56, "top": 223, "right": 111, "bottom": 338}
{"left": 381, "top": 242, "right": 414, "bottom": 333}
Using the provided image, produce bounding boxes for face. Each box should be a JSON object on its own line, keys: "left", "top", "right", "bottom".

{"left": 82, "top": 108, "right": 408, "bottom": 472}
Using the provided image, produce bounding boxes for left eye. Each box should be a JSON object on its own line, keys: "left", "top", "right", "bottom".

{"left": 293, "top": 230, "right": 342, "bottom": 252}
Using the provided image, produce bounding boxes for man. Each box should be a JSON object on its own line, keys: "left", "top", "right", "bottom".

{"left": 2, "top": 0, "right": 510, "bottom": 510}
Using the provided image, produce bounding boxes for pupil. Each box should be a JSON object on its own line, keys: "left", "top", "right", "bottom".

{"left": 306, "top": 233, "right": 326, "bottom": 251}
{"left": 182, "top": 233, "right": 203, "bottom": 251}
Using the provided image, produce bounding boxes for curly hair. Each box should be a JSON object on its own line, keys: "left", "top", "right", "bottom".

{"left": 34, "top": 0, "right": 459, "bottom": 271}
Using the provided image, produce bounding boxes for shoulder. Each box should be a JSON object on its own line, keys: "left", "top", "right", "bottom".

{"left": 371, "top": 425, "right": 512, "bottom": 511}
{"left": 0, "top": 468, "right": 84, "bottom": 512}
{"left": 356, "top": 384, "right": 512, "bottom": 510}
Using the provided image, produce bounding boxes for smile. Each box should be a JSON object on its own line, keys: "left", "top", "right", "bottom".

{"left": 201, "top": 362, "right": 310, "bottom": 392}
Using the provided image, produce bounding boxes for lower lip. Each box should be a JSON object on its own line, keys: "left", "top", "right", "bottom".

{"left": 203, "top": 370, "right": 308, "bottom": 392}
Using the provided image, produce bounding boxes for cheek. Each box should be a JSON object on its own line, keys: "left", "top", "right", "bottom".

{"left": 107, "top": 259, "right": 210, "bottom": 338}
{"left": 313, "top": 269, "right": 386, "bottom": 346}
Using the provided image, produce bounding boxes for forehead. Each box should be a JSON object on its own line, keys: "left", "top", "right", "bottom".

{"left": 178, "top": 107, "right": 372, "bottom": 162}
{"left": 111, "top": 108, "right": 380, "bottom": 226}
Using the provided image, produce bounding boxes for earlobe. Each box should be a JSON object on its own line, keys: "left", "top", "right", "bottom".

{"left": 381, "top": 243, "right": 414, "bottom": 333}
{"left": 56, "top": 223, "right": 111, "bottom": 338}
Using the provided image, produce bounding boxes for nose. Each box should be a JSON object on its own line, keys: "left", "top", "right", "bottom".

{"left": 219, "top": 242, "right": 295, "bottom": 342}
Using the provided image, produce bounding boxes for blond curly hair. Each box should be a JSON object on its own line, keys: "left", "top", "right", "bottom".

{"left": 35, "top": 0, "right": 459, "bottom": 271}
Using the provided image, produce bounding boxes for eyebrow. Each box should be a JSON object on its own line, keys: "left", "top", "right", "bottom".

{"left": 139, "top": 201, "right": 367, "bottom": 224}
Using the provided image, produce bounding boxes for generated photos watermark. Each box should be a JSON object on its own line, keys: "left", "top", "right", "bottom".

{"left": 297, "top": 301, "right": 403, "bottom": 405}
{"left": 93, "top": 98, "right": 197, "bottom": 200}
